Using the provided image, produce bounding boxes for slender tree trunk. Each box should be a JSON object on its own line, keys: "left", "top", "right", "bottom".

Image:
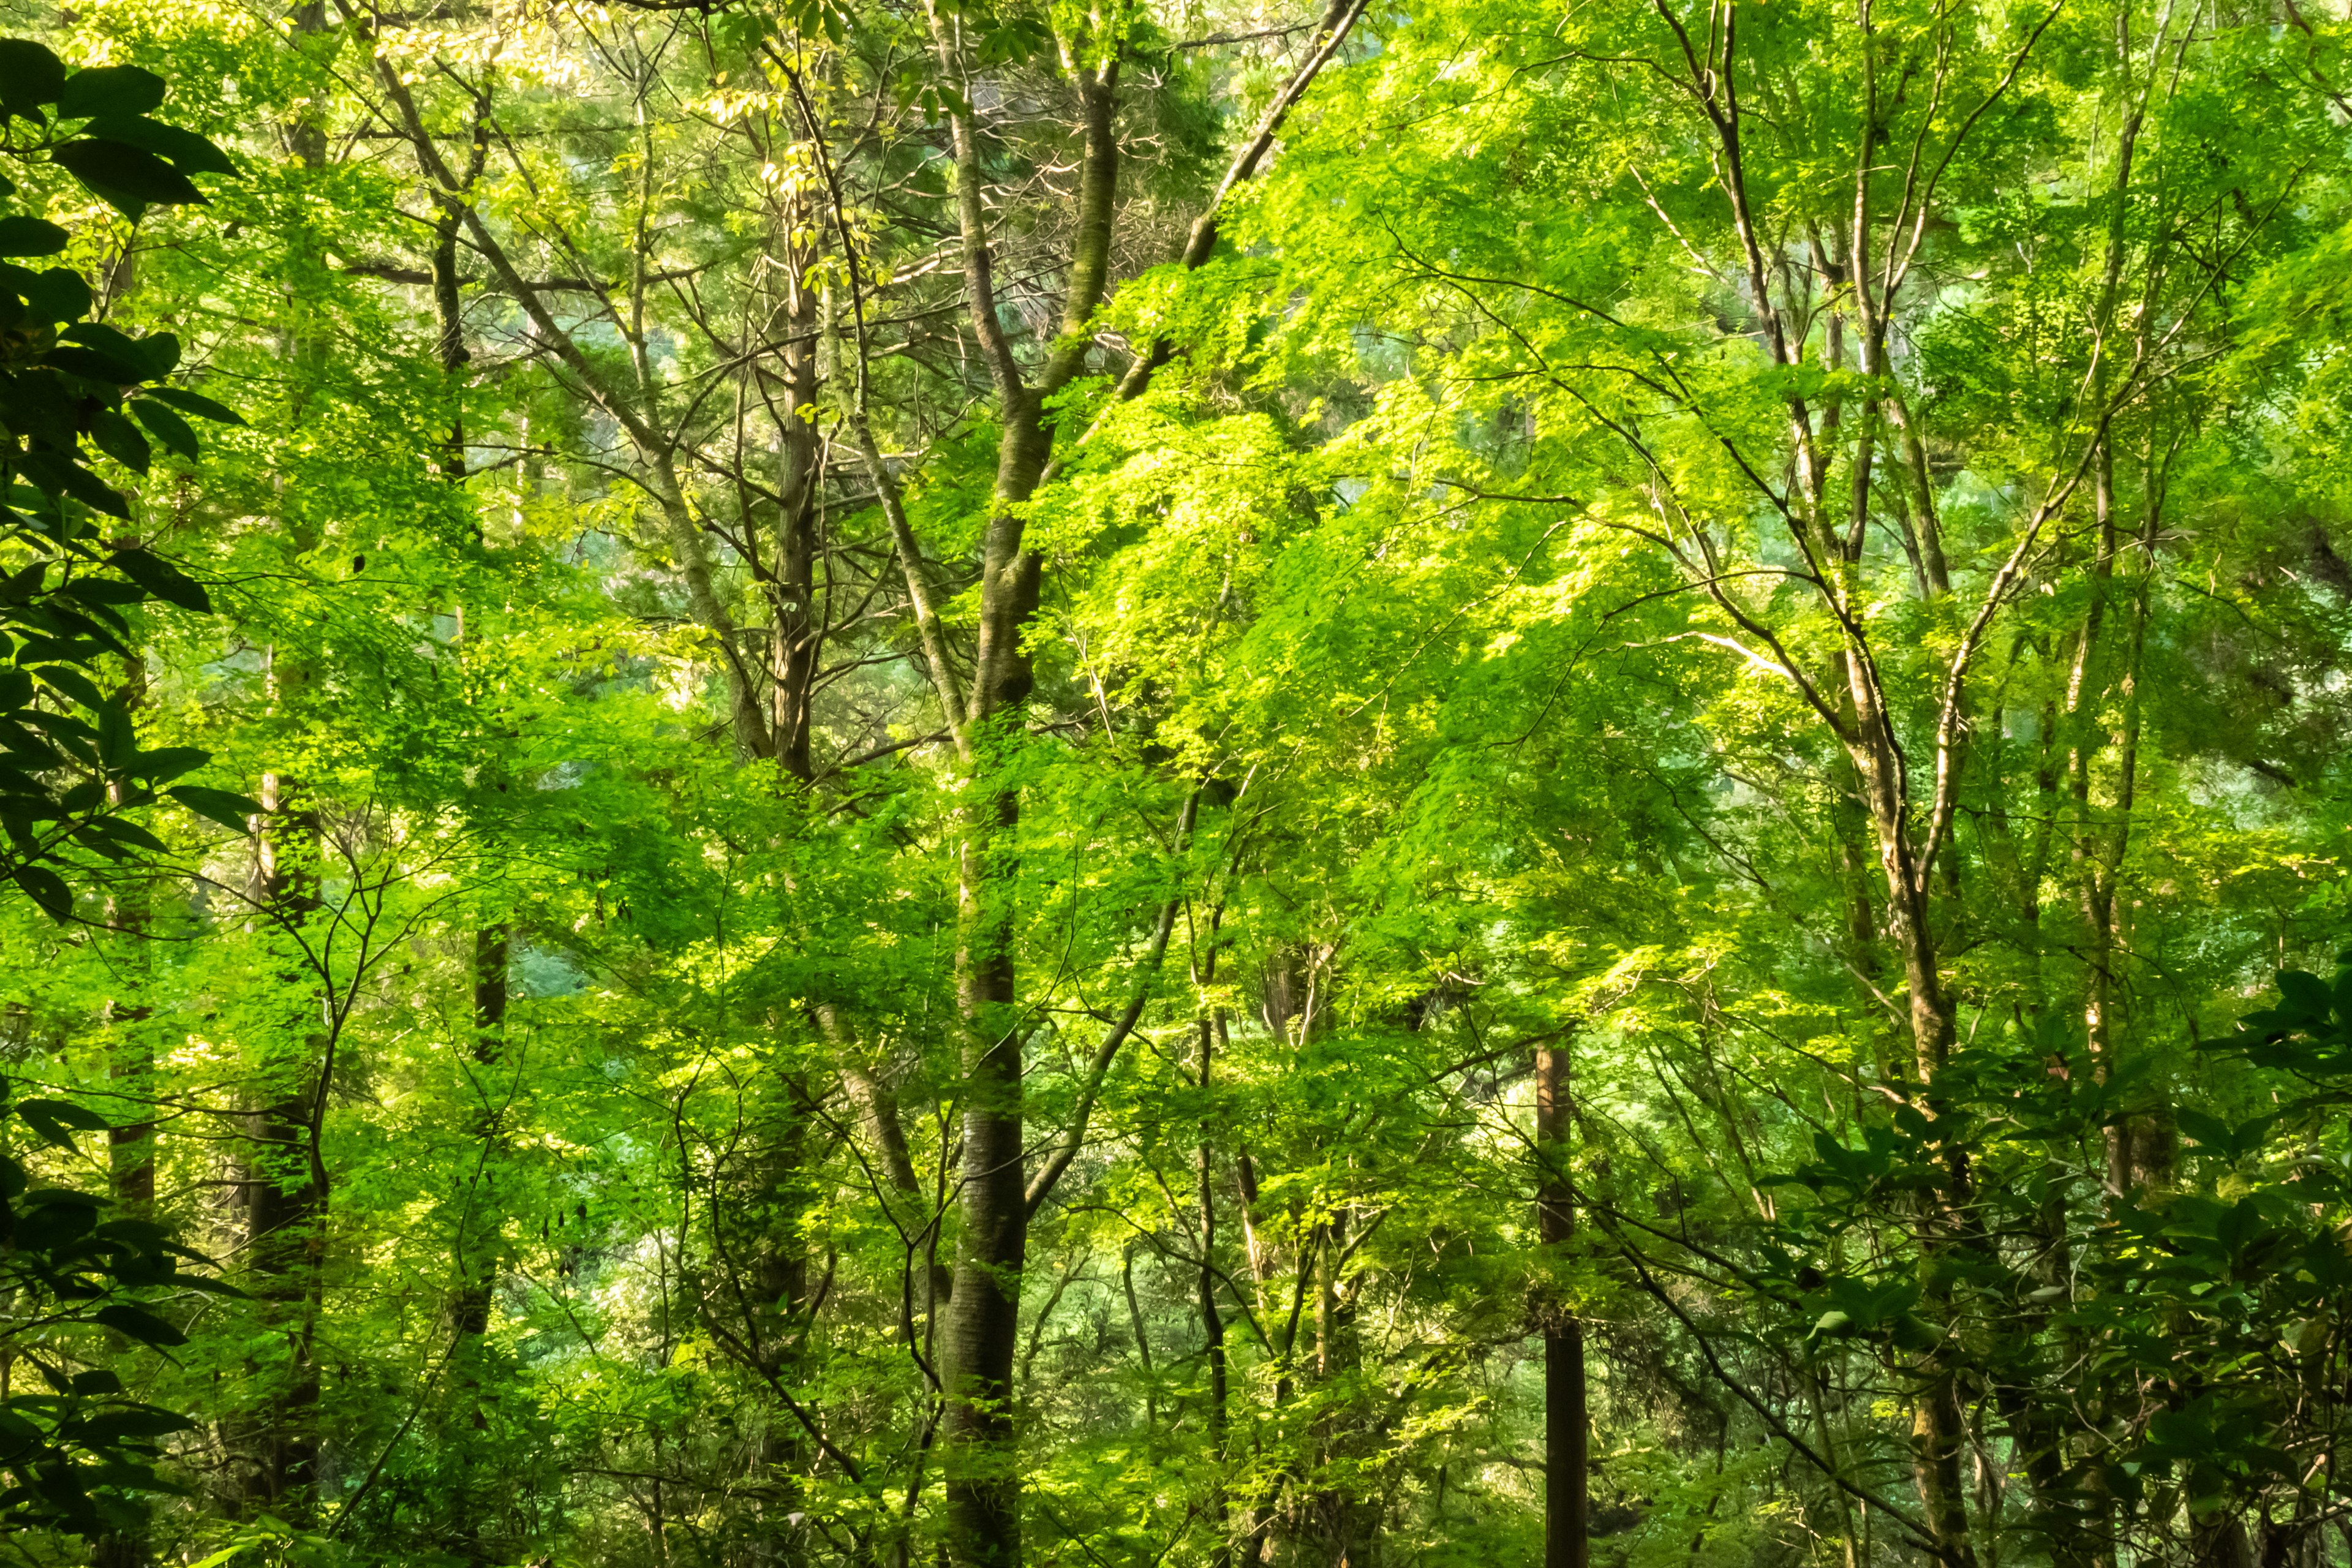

{"left": 900, "top": 12, "right": 1355, "bottom": 1552}
{"left": 768, "top": 244, "right": 822, "bottom": 782}
{"left": 241, "top": 761, "right": 326, "bottom": 1520}
{"left": 940, "top": 759, "right": 1033, "bottom": 1568}
{"left": 452, "top": 925, "right": 508, "bottom": 1340}
{"left": 1842, "top": 668, "right": 1978, "bottom": 1568}
{"left": 106, "top": 665, "right": 157, "bottom": 1221}
{"left": 735, "top": 1061, "right": 813, "bottom": 1568}
{"left": 1200, "top": 1011, "right": 1231, "bottom": 1566}
{"left": 432, "top": 159, "right": 503, "bottom": 1362}
{"left": 1308, "top": 1205, "right": 1369, "bottom": 1566}
{"left": 931, "top": 127, "right": 1058, "bottom": 1568}
{"left": 93, "top": 662, "right": 155, "bottom": 1568}
{"left": 1537, "top": 1042, "right": 1588, "bottom": 1568}
{"left": 241, "top": 9, "right": 334, "bottom": 1503}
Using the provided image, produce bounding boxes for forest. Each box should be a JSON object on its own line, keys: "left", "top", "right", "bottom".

{"left": 0, "top": 0, "right": 2347, "bottom": 1562}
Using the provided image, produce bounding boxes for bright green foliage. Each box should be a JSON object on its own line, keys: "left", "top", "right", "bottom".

{"left": 7, "top": 0, "right": 2352, "bottom": 1565}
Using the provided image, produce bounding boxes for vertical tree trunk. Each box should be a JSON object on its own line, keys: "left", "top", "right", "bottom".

{"left": 453, "top": 925, "right": 508, "bottom": 1339}
{"left": 433, "top": 170, "right": 507, "bottom": 1371}
{"left": 767, "top": 247, "right": 822, "bottom": 783}
{"left": 940, "top": 763, "right": 1033, "bottom": 1568}
{"left": 732, "top": 1064, "right": 812, "bottom": 1568}
{"left": 93, "top": 661, "right": 154, "bottom": 1568}
{"left": 237, "top": 1, "right": 334, "bottom": 1517}
{"left": 1536, "top": 1042, "right": 1587, "bottom": 1568}
{"left": 242, "top": 763, "right": 326, "bottom": 1520}
{"left": 2069, "top": 437, "right": 2130, "bottom": 1195}
{"left": 902, "top": 10, "right": 1355, "bottom": 1552}
{"left": 106, "top": 666, "right": 157, "bottom": 1221}
{"left": 1199, "top": 1011, "right": 1231, "bottom": 1566}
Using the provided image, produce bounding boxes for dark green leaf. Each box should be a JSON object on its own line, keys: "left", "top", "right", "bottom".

{"left": 88, "top": 409, "right": 149, "bottom": 473}
{"left": 54, "top": 66, "right": 166, "bottom": 121}
{"left": 132, "top": 745, "right": 206, "bottom": 781}
{"left": 9, "top": 864, "right": 69, "bottom": 919}
{"left": 79, "top": 815, "right": 169, "bottom": 854}
{"left": 127, "top": 400, "right": 197, "bottom": 462}
{"left": 0, "top": 1408, "right": 39, "bottom": 1457}
{"left": 70, "top": 1403, "right": 190, "bottom": 1440}
{"left": 0, "top": 216, "right": 66, "bottom": 257}
{"left": 61, "top": 321, "right": 172, "bottom": 377}
{"left": 109, "top": 548, "right": 208, "bottom": 612}
{"left": 0, "top": 39, "right": 66, "bottom": 117}
{"left": 20, "top": 453, "right": 130, "bottom": 521}
{"left": 50, "top": 140, "right": 203, "bottom": 218}
{"left": 16, "top": 1099, "right": 110, "bottom": 1133}
{"left": 32, "top": 664, "right": 105, "bottom": 711}
{"left": 89, "top": 1304, "right": 184, "bottom": 1348}
{"left": 165, "top": 786, "right": 255, "bottom": 832}
{"left": 96, "top": 697, "right": 132, "bottom": 766}
{"left": 44, "top": 344, "right": 146, "bottom": 386}
{"left": 143, "top": 385, "right": 242, "bottom": 425}
{"left": 78, "top": 115, "right": 234, "bottom": 178}
{"left": 23, "top": 266, "right": 90, "bottom": 323}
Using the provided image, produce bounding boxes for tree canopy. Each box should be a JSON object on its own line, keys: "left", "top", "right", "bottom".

{"left": 2, "top": 0, "right": 2351, "bottom": 1565}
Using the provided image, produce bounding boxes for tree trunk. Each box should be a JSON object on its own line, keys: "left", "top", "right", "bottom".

{"left": 767, "top": 249, "right": 822, "bottom": 783}
{"left": 241, "top": 762, "right": 326, "bottom": 1520}
{"left": 241, "top": 14, "right": 334, "bottom": 1492}
{"left": 940, "top": 765, "right": 1032, "bottom": 1568}
{"left": 1200, "top": 1011, "right": 1231, "bottom": 1564}
{"left": 1537, "top": 1042, "right": 1587, "bottom": 1568}
{"left": 730, "top": 1061, "right": 813, "bottom": 1568}
{"left": 92, "top": 663, "right": 155, "bottom": 1568}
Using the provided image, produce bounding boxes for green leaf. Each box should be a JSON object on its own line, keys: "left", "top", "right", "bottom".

{"left": 2282, "top": 967, "right": 2328, "bottom": 1005}
{"left": 0, "top": 216, "right": 66, "bottom": 257}
{"left": 137, "top": 330, "right": 179, "bottom": 375}
{"left": 69, "top": 1403, "right": 191, "bottom": 1440}
{"left": 90, "top": 1303, "right": 186, "bottom": 1348}
{"left": 10, "top": 864, "right": 70, "bottom": 919}
{"left": 109, "top": 547, "right": 209, "bottom": 612}
{"left": 17, "top": 1098, "right": 110, "bottom": 1132}
{"left": 23, "top": 266, "right": 91, "bottom": 323}
{"left": 187, "top": 1543, "right": 256, "bottom": 1568}
{"left": 0, "top": 1407, "right": 40, "bottom": 1457}
{"left": 127, "top": 399, "right": 197, "bottom": 462}
{"left": 50, "top": 139, "right": 204, "bottom": 219}
{"left": 88, "top": 409, "right": 150, "bottom": 474}
{"left": 27, "top": 454, "right": 130, "bottom": 520}
{"left": 44, "top": 344, "right": 147, "bottom": 386}
{"left": 95, "top": 697, "right": 133, "bottom": 766}
{"left": 54, "top": 66, "right": 166, "bottom": 121}
{"left": 80, "top": 815, "right": 169, "bottom": 854}
{"left": 32, "top": 664, "right": 105, "bottom": 710}
{"left": 166, "top": 785, "right": 256, "bottom": 832}
{"left": 78, "top": 115, "right": 234, "bottom": 178}
{"left": 133, "top": 745, "right": 206, "bottom": 782}
{"left": 62, "top": 320, "right": 173, "bottom": 377}
{"left": 143, "top": 385, "right": 243, "bottom": 425}
{"left": 0, "top": 39, "right": 66, "bottom": 118}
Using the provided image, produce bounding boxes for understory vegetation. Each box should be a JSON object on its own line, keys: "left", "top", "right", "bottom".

{"left": 2, "top": 0, "right": 2352, "bottom": 1564}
